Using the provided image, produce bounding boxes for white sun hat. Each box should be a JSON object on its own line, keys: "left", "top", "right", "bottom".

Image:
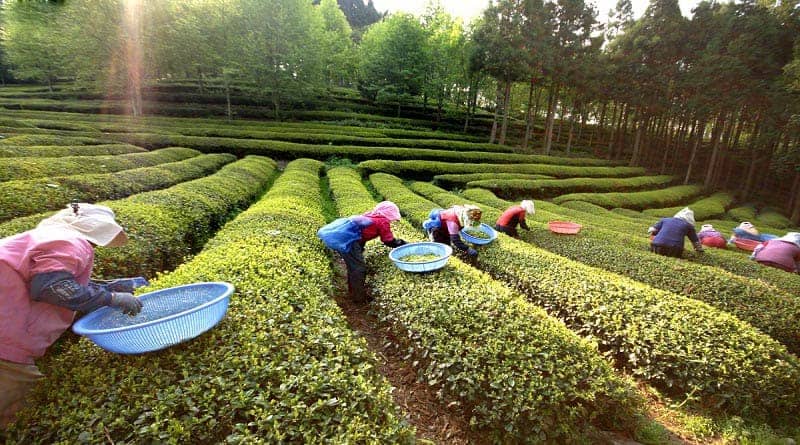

{"left": 37, "top": 203, "right": 128, "bottom": 247}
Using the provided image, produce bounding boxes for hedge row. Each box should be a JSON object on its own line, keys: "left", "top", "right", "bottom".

{"left": 537, "top": 195, "right": 800, "bottom": 292}
{"left": 101, "top": 132, "right": 612, "bottom": 165}
{"left": 756, "top": 207, "right": 794, "bottom": 229}
{"left": 327, "top": 167, "right": 641, "bottom": 443}
{"left": 358, "top": 160, "right": 645, "bottom": 181}
{"left": 418, "top": 182, "right": 800, "bottom": 352}
{"left": 641, "top": 192, "right": 734, "bottom": 220}
{"left": 4, "top": 159, "right": 414, "bottom": 444}
{"left": 0, "top": 152, "right": 232, "bottom": 222}
{"left": 727, "top": 204, "right": 757, "bottom": 222}
{"left": 370, "top": 173, "right": 800, "bottom": 422}
{"left": 3, "top": 108, "right": 483, "bottom": 142}
{"left": 432, "top": 173, "right": 553, "bottom": 188}
{"left": 10, "top": 113, "right": 503, "bottom": 151}
{"left": 164, "top": 128, "right": 516, "bottom": 152}
{"left": 0, "top": 156, "right": 275, "bottom": 282}
{"left": 552, "top": 184, "right": 704, "bottom": 210}
{"left": 0, "top": 143, "right": 145, "bottom": 158}
{"left": 0, "top": 147, "right": 199, "bottom": 182}
{"left": 0, "top": 134, "right": 110, "bottom": 146}
{"left": 468, "top": 175, "right": 675, "bottom": 200}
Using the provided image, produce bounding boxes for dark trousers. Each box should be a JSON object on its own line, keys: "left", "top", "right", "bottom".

{"left": 430, "top": 227, "right": 450, "bottom": 245}
{"left": 340, "top": 242, "right": 367, "bottom": 303}
{"left": 650, "top": 243, "right": 683, "bottom": 258}
{"left": 495, "top": 224, "right": 518, "bottom": 238}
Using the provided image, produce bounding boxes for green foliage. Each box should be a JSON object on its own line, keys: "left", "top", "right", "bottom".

{"left": 0, "top": 147, "right": 199, "bottom": 182}
{"left": 371, "top": 173, "right": 800, "bottom": 423}
{"left": 552, "top": 184, "right": 704, "bottom": 210}
{"left": 328, "top": 166, "right": 642, "bottom": 442}
{"left": 0, "top": 153, "right": 232, "bottom": 222}
{"left": 358, "top": 14, "right": 429, "bottom": 105}
{"left": 433, "top": 172, "right": 553, "bottom": 188}
{"left": 755, "top": 207, "right": 793, "bottom": 230}
{"left": 641, "top": 192, "right": 734, "bottom": 221}
{"left": 0, "top": 1, "right": 69, "bottom": 87}
{"left": 3, "top": 159, "right": 414, "bottom": 444}
{"left": 0, "top": 144, "right": 145, "bottom": 158}
{"left": 105, "top": 132, "right": 599, "bottom": 164}
{"left": 419, "top": 182, "right": 800, "bottom": 352}
{"left": 358, "top": 159, "right": 638, "bottom": 180}
{"left": 727, "top": 204, "right": 758, "bottom": 222}
{"left": 469, "top": 175, "right": 676, "bottom": 200}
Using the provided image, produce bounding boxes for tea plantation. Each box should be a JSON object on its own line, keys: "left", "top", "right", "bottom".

{"left": 1, "top": 88, "right": 799, "bottom": 445}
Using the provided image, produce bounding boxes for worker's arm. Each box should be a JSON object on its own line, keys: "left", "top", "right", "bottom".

{"left": 519, "top": 213, "right": 530, "bottom": 231}
{"left": 31, "top": 271, "right": 142, "bottom": 315}
{"left": 648, "top": 220, "right": 663, "bottom": 235}
{"left": 375, "top": 219, "right": 406, "bottom": 248}
{"left": 91, "top": 277, "right": 149, "bottom": 293}
{"left": 445, "top": 220, "right": 471, "bottom": 252}
{"left": 31, "top": 270, "right": 113, "bottom": 313}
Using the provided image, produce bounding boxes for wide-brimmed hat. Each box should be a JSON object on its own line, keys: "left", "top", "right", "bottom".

{"left": 38, "top": 203, "right": 128, "bottom": 247}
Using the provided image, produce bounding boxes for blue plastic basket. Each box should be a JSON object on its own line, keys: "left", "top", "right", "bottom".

{"left": 389, "top": 242, "right": 453, "bottom": 273}
{"left": 460, "top": 223, "right": 498, "bottom": 245}
{"left": 72, "top": 282, "right": 234, "bottom": 354}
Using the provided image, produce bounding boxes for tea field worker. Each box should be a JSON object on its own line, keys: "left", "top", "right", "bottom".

{"left": 697, "top": 224, "right": 727, "bottom": 249}
{"left": 0, "top": 203, "right": 146, "bottom": 428}
{"left": 340, "top": 201, "right": 407, "bottom": 304}
{"left": 729, "top": 221, "right": 779, "bottom": 244}
{"left": 751, "top": 232, "right": 800, "bottom": 273}
{"left": 647, "top": 207, "right": 703, "bottom": 259}
{"left": 425, "top": 204, "right": 482, "bottom": 258}
{"left": 495, "top": 200, "right": 535, "bottom": 239}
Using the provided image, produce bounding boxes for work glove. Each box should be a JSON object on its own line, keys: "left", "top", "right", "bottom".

{"left": 693, "top": 242, "right": 704, "bottom": 253}
{"left": 467, "top": 248, "right": 478, "bottom": 257}
{"left": 110, "top": 292, "right": 143, "bottom": 315}
{"left": 396, "top": 239, "right": 407, "bottom": 246}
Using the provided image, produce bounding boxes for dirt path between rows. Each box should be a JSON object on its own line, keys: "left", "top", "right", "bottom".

{"left": 330, "top": 259, "right": 485, "bottom": 445}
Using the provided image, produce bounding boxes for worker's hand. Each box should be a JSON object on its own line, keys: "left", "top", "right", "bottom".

{"left": 396, "top": 239, "right": 407, "bottom": 246}
{"left": 467, "top": 248, "right": 478, "bottom": 257}
{"left": 110, "top": 292, "right": 143, "bottom": 315}
{"left": 694, "top": 243, "right": 704, "bottom": 253}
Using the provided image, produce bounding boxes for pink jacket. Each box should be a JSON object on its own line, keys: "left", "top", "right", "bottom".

{"left": 754, "top": 240, "right": 800, "bottom": 272}
{"left": 0, "top": 227, "right": 94, "bottom": 364}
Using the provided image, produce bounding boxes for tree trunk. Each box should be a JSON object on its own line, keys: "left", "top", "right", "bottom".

{"left": 532, "top": 87, "right": 542, "bottom": 127}
{"left": 463, "top": 80, "right": 475, "bottom": 133}
{"left": 543, "top": 84, "right": 559, "bottom": 155}
{"left": 685, "top": 119, "right": 703, "bottom": 184}
{"left": 629, "top": 112, "right": 646, "bottom": 166}
{"left": 741, "top": 119, "right": 761, "bottom": 199}
{"left": 615, "top": 104, "right": 631, "bottom": 160}
{"left": 225, "top": 82, "right": 232, "bottom": 121}
{"left": 566, "top": 102, "right": 577, "bottom": 154}
{"left": 499, "top": 79, "right": 512, "bottom": 145}
{"left": 660, "top": 118, "right": 678, "bottom": 174}
{"left": 522, "top": 80, "right": 536, "bottom": 150}
{"left": 598, "top": 101, "right": 608, "bottom": 145}
{"left": 607, "top": 102, "right": 620, "bottom": 158}
{"left": 489, "top": 82, "right": 503, "bottom": 144}
{"left": 703, "top": 113, "right": 725, "bottom": 189}
{"left": 555, "top": 96, "right": 567, "bottom": 144}
{"left": 576, "top": 105, "right": 586, "bottom": 149}
{"left": 670, "top": 119, "right": 691, "bottom": 174}
{"left": 790, "top": 171, "right": 800, "bottom": 224}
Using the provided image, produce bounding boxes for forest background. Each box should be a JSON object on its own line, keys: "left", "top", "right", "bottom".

{"left": 1, "top": 0, "right": 799, "bottom": 221}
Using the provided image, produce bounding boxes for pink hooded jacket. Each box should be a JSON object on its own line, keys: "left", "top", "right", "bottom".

{"left": 0, "top": 227, "right": 94, "bottom": 364}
